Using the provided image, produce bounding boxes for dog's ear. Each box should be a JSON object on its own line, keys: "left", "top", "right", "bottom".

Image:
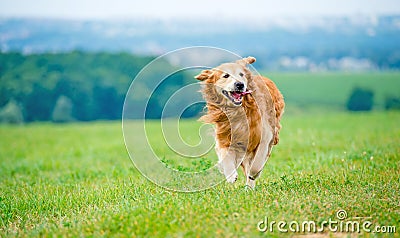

{"left": 236, "top": 56, "right": 256, "bottom": 66}
{"left": 195, "top": 69, "right": 213, "bottom": 81}
{"left": 244, "top": 56, "right": 256, "bottom": 65}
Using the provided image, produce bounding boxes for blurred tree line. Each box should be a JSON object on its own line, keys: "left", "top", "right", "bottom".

{"left": 0, "top": 52, "right": 155, "bottom": 122}
{"left": 1, "top": 52, "right": 399, "bottom": 123}
{"left": 0, "top": 51, "right": 201, "bottom": 123}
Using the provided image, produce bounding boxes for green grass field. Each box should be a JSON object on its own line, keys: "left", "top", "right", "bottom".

{"left": 268, "top": 71, "right": 400, "bottom": 112}
{"left": 1, "top": 111, "right": 399, "bottom": 237}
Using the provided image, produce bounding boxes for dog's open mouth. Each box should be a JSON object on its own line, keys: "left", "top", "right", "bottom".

{"left": 222, "top": 90, "right": 252, "bottom": 105}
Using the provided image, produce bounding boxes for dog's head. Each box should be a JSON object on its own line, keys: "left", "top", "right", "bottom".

{"left": 195, "top": 56, "right": 256, "bottom": 106}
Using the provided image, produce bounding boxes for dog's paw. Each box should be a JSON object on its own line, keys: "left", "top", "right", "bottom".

{"left": 226, "top": 171, "right": 238, "bottom": 183}
{"left": 244, "top": 184, "right": 254, "bottom": 192}
{"left": 245, "top": 179, "right": 255, "bottom": 189}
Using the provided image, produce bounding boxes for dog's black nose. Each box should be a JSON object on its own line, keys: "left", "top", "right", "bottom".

{"left": 234, "top": 82, "right": 245, "bottom": 91}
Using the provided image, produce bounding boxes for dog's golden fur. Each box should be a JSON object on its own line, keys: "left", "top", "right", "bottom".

{"left": 195, "top": 56, "right": 284, "bottom": 188}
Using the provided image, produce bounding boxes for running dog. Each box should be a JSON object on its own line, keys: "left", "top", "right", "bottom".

{"left": 195, "top": 56, "right": 284, "bottom": 188}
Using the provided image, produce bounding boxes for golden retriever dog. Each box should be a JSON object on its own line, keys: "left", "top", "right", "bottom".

{"left": 195, "top": 56, "right": 284, "bottom": 189}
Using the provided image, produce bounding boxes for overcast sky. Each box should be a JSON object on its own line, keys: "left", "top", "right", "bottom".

{"left": 0, "top": 0, "right": 399, "bottom": 20}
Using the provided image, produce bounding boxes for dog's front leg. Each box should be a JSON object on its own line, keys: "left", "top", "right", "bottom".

{"left": 216, "top": 147, "right": 238, "bottom": 183}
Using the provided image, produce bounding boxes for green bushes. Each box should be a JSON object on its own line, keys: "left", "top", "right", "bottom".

{"left": 385, "top": 96, "right": 400, "bottom": 110}
{"left": 346, "top": 87, "right": 374, "bottom": 111}
{"left": 51, "top": 95, "right": 75, "bottom": 123}
{"left": 0, "top": 99, "right": 24, "bottom": 124}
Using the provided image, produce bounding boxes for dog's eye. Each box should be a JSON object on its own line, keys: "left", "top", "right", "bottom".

{"left": 239, "top": 72, "right": 244, "bottom": 77}
{"left": 223, "top": 73, "right": 230, "bottom": 78}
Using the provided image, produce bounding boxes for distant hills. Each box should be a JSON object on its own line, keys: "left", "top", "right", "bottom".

{"left": 1, "top": 15, "right": 400, "bottom": 70}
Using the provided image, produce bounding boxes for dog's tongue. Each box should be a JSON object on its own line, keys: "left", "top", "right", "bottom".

{"left": 232, "top": 90, "right": 252, "bottom": 100}
{"left": 241, "top": 90, "right": 252, "bottom": 96}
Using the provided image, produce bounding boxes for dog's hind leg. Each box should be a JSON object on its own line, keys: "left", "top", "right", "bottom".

{"left": 241, "top": 159, "right": 256, "bottom": 189}
{"left": 245, "top": 125, "right": 275, "bottom": 188}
